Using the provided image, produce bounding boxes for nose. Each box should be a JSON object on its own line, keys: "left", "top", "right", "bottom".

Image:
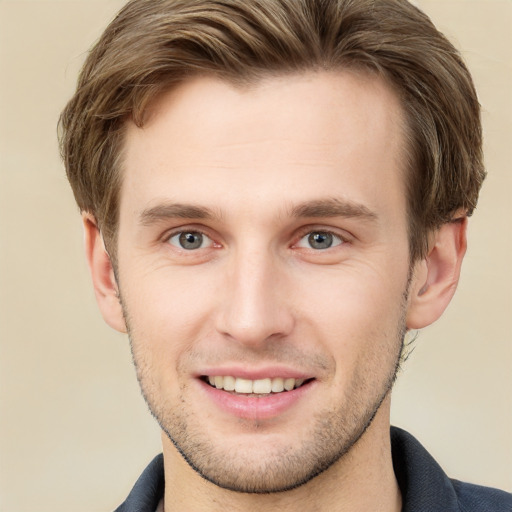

{"left": 215, "top": 246, "right": 295, "bottom": 347}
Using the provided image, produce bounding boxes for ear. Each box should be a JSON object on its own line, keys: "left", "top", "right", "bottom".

{"left": 406, "top": 217, "right": 467, "bottom": 329}
{"left": 82, "top": 213, "right": 127, "bottom": 333}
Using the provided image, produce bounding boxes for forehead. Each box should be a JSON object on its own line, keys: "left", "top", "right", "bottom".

{"left": 120, "top": 70, "right": 407, "bottom": 224}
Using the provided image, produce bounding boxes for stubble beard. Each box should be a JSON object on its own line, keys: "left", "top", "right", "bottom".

{"left": 160, "top": 371, "right": 399, "bottom": 494}
{"left": 122, "top": 284, "right": 409, "bottom": 494}
{"left": 126, "top": 331, "right": 406, "bottom": 494}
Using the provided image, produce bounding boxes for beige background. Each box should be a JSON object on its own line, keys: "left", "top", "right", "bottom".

{"left": 0, "top": 0, "right": 510, "bottom": 510}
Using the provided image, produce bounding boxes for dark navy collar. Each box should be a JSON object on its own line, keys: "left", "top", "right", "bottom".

{"left": 392, "top": 426, "right": 463, "bottom": 511}
{"left": 115, "top": 427, "right": 511, "bottom": 511}
{"left": 114, "top": 453, "right": 164, "bottom": 512}
{"left": 391, "top": 426, "right": 512, "bottom": 511}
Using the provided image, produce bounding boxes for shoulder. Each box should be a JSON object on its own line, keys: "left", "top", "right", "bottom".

{"left": 451, "top": 479, "right": 512, "bottom": 512}
{"left": 391, "top": 427, "right": 512, "bottom": 512}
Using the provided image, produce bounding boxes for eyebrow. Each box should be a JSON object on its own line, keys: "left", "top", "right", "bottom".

{"left": 289, "top": 198, "right": 378, "bottom": 222}
{"left": 138, "top": 197, "right": 378, "bottom": 226}
{"left": 139, "top": 203, "right": 219, "bottom": 226}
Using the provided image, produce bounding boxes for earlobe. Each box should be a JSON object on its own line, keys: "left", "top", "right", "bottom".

{"left": 406, "top": 217, "right": 468, "bottom": 329}
{"left": 82, "top": 213, "right": 127, "bottom": 333}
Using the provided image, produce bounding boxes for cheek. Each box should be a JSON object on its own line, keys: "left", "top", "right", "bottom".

{"left": 298, "top": 256, "right": 409, "bottom": 325}
{"left": 120, "top": 266, "right": 218, "bottom": 359}
{"left": 295, "top": 259, "right": 409, "bottom": 371}
{"left": 120, "top": 270, "right": 217, "bottom": 403}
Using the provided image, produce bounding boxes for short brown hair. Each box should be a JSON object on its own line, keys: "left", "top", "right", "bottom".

{"left": 59, "top": 0, "right": 484, "bottom": 262}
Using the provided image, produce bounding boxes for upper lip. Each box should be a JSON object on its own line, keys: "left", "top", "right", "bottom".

{"left": 196, "top": 366, "right": 313, "bottom": 380}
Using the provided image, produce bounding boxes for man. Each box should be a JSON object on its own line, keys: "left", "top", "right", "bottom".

{"left": 59, "top": 0, "right": 511, "bottom": 510}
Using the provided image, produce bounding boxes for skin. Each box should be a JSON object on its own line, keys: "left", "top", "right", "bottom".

{"left": 84, "top": 71, "right": 467, "bottom": 511}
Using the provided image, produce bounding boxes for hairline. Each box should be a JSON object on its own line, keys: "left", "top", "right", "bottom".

{"left": 100, "top": 66, "right": 425, "bottom": 268}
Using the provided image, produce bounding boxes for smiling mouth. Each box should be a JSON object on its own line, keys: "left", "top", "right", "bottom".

{"left": 202, "top": 376, "right": 312, "bottom": 395}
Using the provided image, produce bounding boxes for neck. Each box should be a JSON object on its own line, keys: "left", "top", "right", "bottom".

{"left": 162, "top": 396, "right": 401, "bottom": 512}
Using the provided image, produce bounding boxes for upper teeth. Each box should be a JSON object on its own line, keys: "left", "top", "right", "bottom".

{"left": 207, "top": 376, "right": 305, "bottom": 394}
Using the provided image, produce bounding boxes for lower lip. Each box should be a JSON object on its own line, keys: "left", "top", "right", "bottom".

{"left": 198, "top": 379, "right": 314, "bottom": 421}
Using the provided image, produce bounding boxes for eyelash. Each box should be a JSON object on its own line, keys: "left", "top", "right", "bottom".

{"left": 293, "top": 226, "right": 350, "bottom": 250}
{"left": 165, "top": 228, "right": 217, "bottom": 251}
{"left": 163, "top": 226, "right": 350, "bottom": 253}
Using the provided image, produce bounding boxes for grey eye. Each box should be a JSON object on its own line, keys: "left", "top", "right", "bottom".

{"left": 168, "top": 231, "right": 212, "bottom": 250}
{"left": 297, "top": 231, "right": 343, "bottom": 250}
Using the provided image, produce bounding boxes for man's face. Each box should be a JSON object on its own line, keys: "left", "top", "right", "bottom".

{"left": 116, "top": 71, "right": 412, "bottom": 492}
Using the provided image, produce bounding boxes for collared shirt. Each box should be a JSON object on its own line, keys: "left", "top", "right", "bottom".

{"left": 114, "top": 427, "right": 512, "bottom": 511}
